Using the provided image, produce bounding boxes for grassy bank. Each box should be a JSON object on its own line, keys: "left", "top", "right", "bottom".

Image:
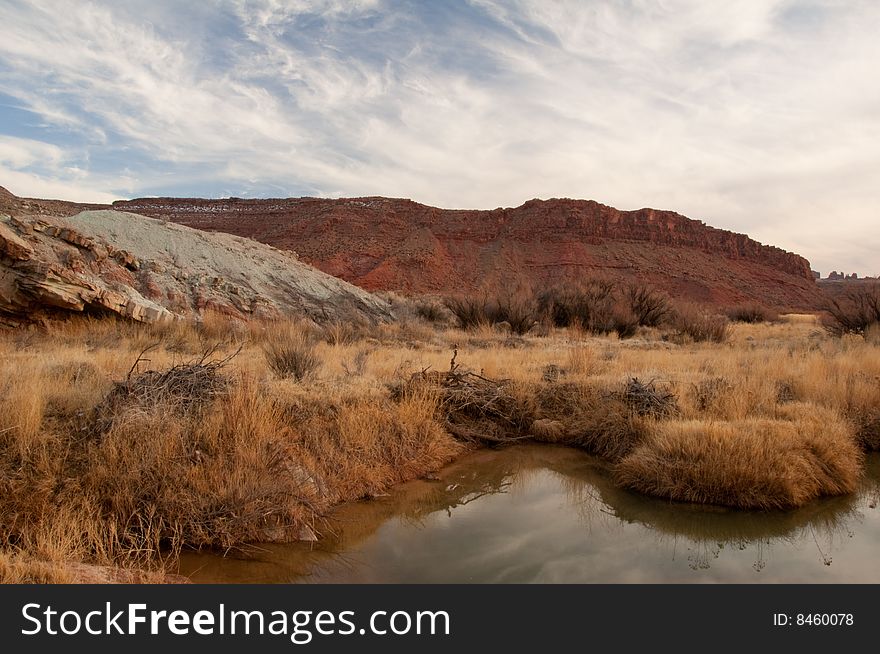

{"left": 1, "top": 308, "right": 878, "bottom": 581}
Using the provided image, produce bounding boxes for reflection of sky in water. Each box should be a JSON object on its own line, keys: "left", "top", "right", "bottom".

{"left": 178, "top": 447, "right": 880, "bottom": 583}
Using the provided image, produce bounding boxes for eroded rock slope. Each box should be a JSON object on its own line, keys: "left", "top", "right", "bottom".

{"left": 0, "top": 207, "right": 392, "bottom": 326}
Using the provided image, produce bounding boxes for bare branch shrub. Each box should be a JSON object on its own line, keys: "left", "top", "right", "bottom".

{"left": 823, "top": 284, "right": 880, "bottom": 336}
{"left": 444, "top": 291, "right": 538, "bottom": 334}
{"left": 726, "top": 303, "right": 779, "bottom": 324}
{"left": 625, "top": 284, "right": 671, "bottom": 327}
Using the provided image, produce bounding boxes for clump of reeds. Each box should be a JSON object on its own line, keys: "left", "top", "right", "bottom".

{"left": 690, "top": 376, "right": 732, "bottom": 413}
{"left": 281, "top": 381, "right": 462, "bottom": 502}
{"left": 530, "top": 382, "right": 646, "bottom": 460}
{"left": 854, "top": 411, "right": 880, "bottom": 451}
{"left": 86, "top": 376, "right": 323, "bottom": 554}
{"left": 0, "top": 553, "right": 73, "bottom": 584}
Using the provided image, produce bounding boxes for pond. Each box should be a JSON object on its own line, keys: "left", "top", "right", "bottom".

{"left": 178, "top": 444, "right": 880, "bottom": 583}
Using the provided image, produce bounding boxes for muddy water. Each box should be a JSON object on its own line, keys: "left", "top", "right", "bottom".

{"left": 178, "top": 445, "right": 880, "bottom": 583}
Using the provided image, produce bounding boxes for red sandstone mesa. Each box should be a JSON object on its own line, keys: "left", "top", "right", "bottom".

{"left": 1, "top": 185, "right": 825, "bottom": 311}
{"left": 109, "top": 195, "right": 824, "bottom": 310}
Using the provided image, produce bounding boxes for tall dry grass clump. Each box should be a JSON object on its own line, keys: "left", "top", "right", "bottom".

{"left": 276, "top": 382, "right": 463, "bottom": 502}
{"left": 614, "top": 404, "right": 863, "bottom": 509}
{"left": 262, "top": 322, "right": 322, "bottom": 380}
{"left": 529, "top": 382, "right": 647, "bottom": 461}
{"left": 671, "top": 303, "right": 729, "bottom": 343}
{"left": 82, "top": 376, "right": 322, "bottom": 556}
{"left": 0, "top": 553, "right": 74, "bottom": 584}
{"left": 0, "top": 366, "right": 47, "bottom": 458}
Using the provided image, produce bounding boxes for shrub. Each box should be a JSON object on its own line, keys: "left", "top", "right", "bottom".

{"left": 625, "top": 284, "right": 671, "bottom": 327}
{"left": 414, "top": 299, "right": 451, "bottom": 325}
{"left": 493, "top": 291, "right": 539, "bottom": 335}
{"left": 537, "top": 280, "right": 637, "bottom": 338}
{"left": 445, "top": 294, "right": 492, "bottom": 330}
{"left": 866, "top": 322, "right": 880, "bottom": 346}
{"left": 726, "top": 303, "right": 779, "bottom": 324}
{"left": 610, "top": 306, "right": 639, "bottom": 338}
{"left": 824, "top": 284, "right": 880, "bottom": 336}
{"left": 444, "top": 291, "right": 538, "bottom": 334}
{"left": 538, "top": 280, "right": 615, "bottom": 330}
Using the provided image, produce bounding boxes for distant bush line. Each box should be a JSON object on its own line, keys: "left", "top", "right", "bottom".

{"left": 441, "top": 281, "right": 736, "bottom": 342}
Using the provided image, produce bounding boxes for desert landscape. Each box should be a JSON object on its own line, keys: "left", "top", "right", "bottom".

{"left": 4, "top": 10, "right": 880, "bottom": 654}
{"left": 1, "top": 185, "right": 878, "bottom": 583}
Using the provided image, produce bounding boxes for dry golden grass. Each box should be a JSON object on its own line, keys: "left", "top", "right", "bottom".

{"left": 0, "top": 552, "right": 179, "bottom": 584}
{"left": 1, "top": 309, "right": 878, "bottom": 581}
{"left": 614, "top": 405, "right": 863, "bottom": 509}
{"left": 0, "top": 318, "right": 466, "bottom": 579}
{"left": 0, "top": 553, "right": 73, "bottom": 584}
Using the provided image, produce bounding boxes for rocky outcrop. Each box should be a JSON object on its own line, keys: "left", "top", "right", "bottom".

{"left": 0, "top": 209, "right": 393, "bottom": 327}
{"left": 112, "top": 195, "right": 826, "bottom": 310}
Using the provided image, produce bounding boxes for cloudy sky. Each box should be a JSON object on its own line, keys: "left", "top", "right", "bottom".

{"left": 1, "top": 0, "right": 878, "bottom": 274}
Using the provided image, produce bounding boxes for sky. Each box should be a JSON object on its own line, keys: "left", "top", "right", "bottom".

{"left": 0, "top": 0, "right": 878, "bottom": 275}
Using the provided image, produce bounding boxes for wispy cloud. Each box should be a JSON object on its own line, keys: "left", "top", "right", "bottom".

{"left": 0, "top": 0, "right": 878, "bottom": 274}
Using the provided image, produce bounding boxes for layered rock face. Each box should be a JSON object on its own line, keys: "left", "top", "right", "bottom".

{"left": 113, "top": 195, "right": 825, "bottom": 310}
{"left": 0, "top": 207, "right": 392, "bottom": 326}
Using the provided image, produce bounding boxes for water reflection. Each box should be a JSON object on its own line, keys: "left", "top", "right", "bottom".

{"left": 178, "top": 446, "right": 880, "bottom": 583}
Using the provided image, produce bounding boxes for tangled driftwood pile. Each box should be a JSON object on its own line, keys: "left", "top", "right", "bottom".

{"left": 393, "top": 350, "right": 677, "bottom": 457}
{"left": 622, "top": 377, "right": 678, "bottom": 418}
{"left": 96, "top": 345, "right": 237, "bottom": 427}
